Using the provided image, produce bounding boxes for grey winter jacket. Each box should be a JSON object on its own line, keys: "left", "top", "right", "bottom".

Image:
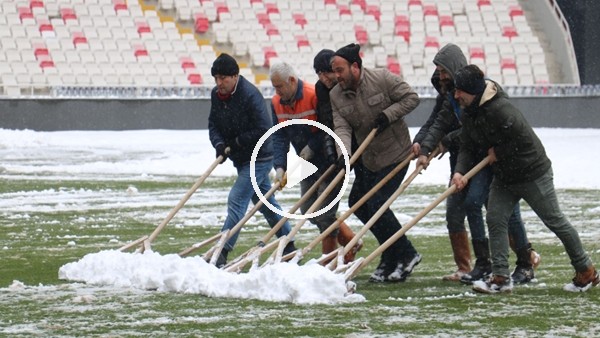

{"left": 330, "top": 67, "right": 419, "bottom": 172}
{"left": 456, "top": 80, "right": 552, "bottom": 184}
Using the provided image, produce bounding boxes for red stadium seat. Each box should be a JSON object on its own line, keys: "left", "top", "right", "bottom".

{"left": 19, "top": 7, "right": 34, "bottom": 21}
{"left": 195, "top": 16, "right": 210, "bottom": 34}
{"left": 60, "top": 8, "right": 77, "bottom": 23}
{"left": 477, "top": 0, "right": 491, "bottom": 7}
{"left": 470, "top": 46, "right": 485, "bottom": 59}
{"left": 137, "top": 23, "right": 152, "bottom": 35}
{"left": 296, "top": 35, "right": 310, "bottom": 48}
{"left": 502, "top": 26, "right": 518, "bottom": 39}
{"left": 423, "top": 5, "right": 438, "bottom": 17}
{"left": 292, "top": 13, "right": 307, "bottom": 28}
{"left": 425, "top": 36, "right": 439, "bottom": 49}
{"left": 265, "top": 3, "right": 279, "bottom": 14}
{"left": 509, "top": 5, "right": 524, "bottom": 17}
{"left": 501, "top": 58, "right": 516, "bottom": 70}
{"left": 439, "top": 15, "right": 454, "bottom": 28}
{"left": 366, "top": 5, "right": 381, "bottom": 22}
{"left": 187, "top": 73, "right": 202, "bottom": 84}
{"left": 352, "top": 0, "right": 366, "bottom": 11}
{"left": 354, "top": 25, "right": 368, "bottom": 45}
{"left": 338, "top": 5, "right": 351, "bottom": 16}
{"left": 73, "top": 32, "right": 88, "bottom": 47}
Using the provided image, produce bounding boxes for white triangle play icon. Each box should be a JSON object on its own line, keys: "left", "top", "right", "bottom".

{"left": 285, "top": 152, "right": 318, "bottom": 188}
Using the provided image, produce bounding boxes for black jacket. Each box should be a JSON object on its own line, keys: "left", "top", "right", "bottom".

{"left": 456, "top": 80, "right": 552, "bottom": 184}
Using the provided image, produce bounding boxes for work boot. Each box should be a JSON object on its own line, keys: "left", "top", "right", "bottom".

{"left": 322, "top": 235, "right": 338, "bottom": 255}
{"left": 530, "top": 247, "right": 541, "bottom": 269}
{"left": 510, "top": 237, "right": 541, "bottom": 270}
{"left": 320, "top": 235, "right": 338, "bottom": 264}
{"left": 472, "top": 274, "right": 513, "bottom": 294}
{"left": 215, "top": 248, "right": 229, "bottom": 268}
{"left": 512, "top": 245, "right": 535, "bottom": 284}
{"left": 564, "top": 265, "right": 600, "bottom": 292}
{"left": 460, "top": 238, "right": 492, "bottom": 285}
{"left": 336, "top": 222, "right": 363, "bottom": 263}
{"left": 442, "top": 232, "right": 472, "bottom": 281}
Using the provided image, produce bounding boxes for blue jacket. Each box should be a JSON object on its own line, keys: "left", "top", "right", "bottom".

{"left": 208, "top": 75, "right": 273, "bottom": 168}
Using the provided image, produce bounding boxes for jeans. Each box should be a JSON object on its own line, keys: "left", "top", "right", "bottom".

{"left": 447, "top": 164, "right": 530, "bottom": 250}
{"left": 221, "top": 160, "right": 292, "bottom": 251}
{"left": 349, "top": 161, "right": 416, "bottom": 264}
{"left": 300, "top": 170, "right": 342, "bottom": 235}
{"left": 487, "top": 168, "right": 592, "bottom": 277}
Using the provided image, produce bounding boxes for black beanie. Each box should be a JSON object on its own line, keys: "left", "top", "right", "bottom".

{"left": 454, "top": 64, "right": 486, "bottom": 95}
{"left": 211, "top": 53, "right": 239, "bottom": 77}
{"left": 313, "top": 49, "right": 335, "bottom": 74}
{"left": 334, "top": 43, "right": 362, "bottom": 68}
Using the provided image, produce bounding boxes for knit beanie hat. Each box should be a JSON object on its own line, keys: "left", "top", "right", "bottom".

{"left": 313, "top": 49, "right": 335, "bottom": 73}
{"left": 334, "top": 43, "right": 362, "bottom": 68}
{"left": 211, "top": 53, "right": 239, "bottom": 77}
{"left": 454, "top": 64, "right": 486, "bottom": 95}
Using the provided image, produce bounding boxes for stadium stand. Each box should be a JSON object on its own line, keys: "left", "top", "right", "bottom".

{"left": 0, "top": 0, "right": 579, "bottom": 96}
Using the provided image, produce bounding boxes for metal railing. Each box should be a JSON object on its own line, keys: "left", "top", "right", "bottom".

{"left": 2, "top": 83, "right": 600, "bottom": 99}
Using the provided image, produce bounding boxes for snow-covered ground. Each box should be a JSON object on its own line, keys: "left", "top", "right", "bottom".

{"left": 2, "top": 127, "right": 600, "bottom": 305}
{"left": 1, "top": 128, "right": 599, "bottom": 189}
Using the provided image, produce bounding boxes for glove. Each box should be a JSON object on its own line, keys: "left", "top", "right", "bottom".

{"left": 373, "top": 113, "right": 390, "bottom": 134}
{"left": 323, "top": 136, "right": 337, "bottom": 166}
{"left": 215, "top": 143, "right": 228, "bottom": 164}
{"left": 226, "top": 137, "right": 240, "bottom": 151}
{"left": 275, "top": 167, "right": 286, "bottom": 190}
{"left": 299, "top": 145, "right": 314, "bottom": 161}
{"left": 335, "top": 155, "right": 347, "bottom": 172}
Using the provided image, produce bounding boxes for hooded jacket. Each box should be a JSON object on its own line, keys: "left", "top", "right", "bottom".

{"left": 455, "top": 80, "right": 552, "bottom": 184}
{"left": 415, "top": 43, "right": 468, "bottom": 157}
{"left": 330, "top": 67, "right": 419, "bottom": 172}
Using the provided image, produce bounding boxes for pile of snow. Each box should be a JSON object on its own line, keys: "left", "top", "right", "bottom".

{"left": 58, "top": 250, "right": 365, "bottom": 305}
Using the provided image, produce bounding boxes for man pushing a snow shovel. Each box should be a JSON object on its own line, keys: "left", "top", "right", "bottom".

{"left": 208, "top": 53, "right": 297, "bottom": 267}
{"left": 329, "top": 43, "right": 422, "bottom": 283}
{"left": 269, "top": 59, "right": 363, "bottom": 264}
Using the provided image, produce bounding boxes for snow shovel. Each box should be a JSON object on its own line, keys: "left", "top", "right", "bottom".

{"left": 310, "top": 153, "right": 417, "bottom": 267}
{"left": 223, "top": 164, "right": 337, "bottom": 271}
{"left": 118, "top": 152, "right": 227, "bottom": 253}
{"left": 229, "top": 128, "right": 378, "bottom": 270}
{"left": 321, "top": 148, "right": 441, "bottom": 269}
{"left": 178, "top": 182, "right": 280, "bottom": 259}
{"left": 342, "top": 155, "right": 492, "bottom": 282}
{"left": 263, "top": 129, "right": 379, "bottom": 266}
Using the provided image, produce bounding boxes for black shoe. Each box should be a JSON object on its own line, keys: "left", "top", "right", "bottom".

{"left": 216, "top": 249, "right": 229, "bottom": 268}
{"left": 282, "top": 241, "right": 297, "bottom": 256}
{"left": 388, "top": 252, "right": 422, "bottom": 282}
{"left": 402, "top": 252, "right": 422, "bottom": 279}
{"left": 512, "top": 264, "right": 534, "bottom": 284}
{"left": 369, "top": 260, "right": 395, "bottom": 283}
{"left": 386, "top": 261, "right": 405, "bottom": 282}
{"left": 460, "top": 261, "right": 492, "bottom": 285}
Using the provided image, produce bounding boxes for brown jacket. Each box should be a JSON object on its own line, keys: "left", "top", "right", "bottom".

{"left": 330, "top": 67, "right": 419, "bottom": 172}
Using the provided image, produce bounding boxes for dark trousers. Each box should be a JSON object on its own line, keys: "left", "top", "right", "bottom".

{"left": 349, "top": 161, "right": 417, "bottom": 264}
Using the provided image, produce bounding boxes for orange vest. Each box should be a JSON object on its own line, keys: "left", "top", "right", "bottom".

{"left": 272, "top": 80, "right": 318, "bottom": 130}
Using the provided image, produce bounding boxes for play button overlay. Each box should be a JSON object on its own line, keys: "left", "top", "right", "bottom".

{"left": 285, "top": 152, "right": 318, "bottom": 188}
{"left": 250, "top": 119, "right": 350, "bottom": 220}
